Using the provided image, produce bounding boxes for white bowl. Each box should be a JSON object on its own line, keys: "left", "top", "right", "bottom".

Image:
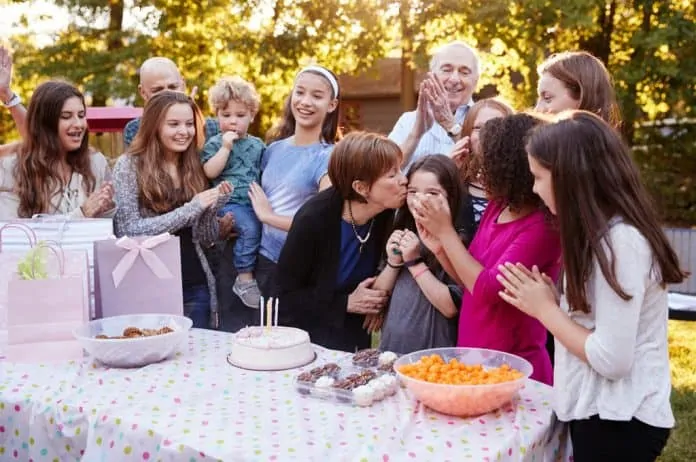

{"left": 73, "top": 314, "right": 192, "bottom": 368}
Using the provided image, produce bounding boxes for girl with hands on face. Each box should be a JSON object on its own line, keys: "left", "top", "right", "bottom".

{"left": 373, "top": 155, "right": 464, "bottom": 354}
{"left": 497, "top": 112, "right": 686, "bottom": 462}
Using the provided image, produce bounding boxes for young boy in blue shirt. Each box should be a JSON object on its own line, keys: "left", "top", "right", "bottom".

{"left": 201, "top": 76, "right": 265, "bottom": 308}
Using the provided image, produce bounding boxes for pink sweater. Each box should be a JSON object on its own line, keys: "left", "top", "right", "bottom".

{"left": 458, "top": 200, "right": 561, "bottom": 385}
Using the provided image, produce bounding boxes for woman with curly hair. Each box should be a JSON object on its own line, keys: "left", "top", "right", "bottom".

{"left": 0, "top": 80, "right": 114, "bottom": 219}
{"left": 413, "top": 113, "right": 561, "bottom": 385}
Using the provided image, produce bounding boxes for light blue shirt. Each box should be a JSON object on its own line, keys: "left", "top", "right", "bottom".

{"left": 259, "top": 138, "right": 333, "bottom": 262}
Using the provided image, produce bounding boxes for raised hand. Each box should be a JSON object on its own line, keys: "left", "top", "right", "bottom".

{"left": 222, "top": 131, "right": 239, "bottom": 150}
{"left": 0, "top": 45, "right": 15, "bottom": 102}
{"left": 385, "top": 229, "right": 405, "bottom": 265}
{"left": 411, "top": 192, "right": 452, "bottom": 238}
{"left": 449, "top": 136, "right": 471, "bottom": 169}
{"left": 422, "top": 73, "right": 455, "bottom": 130}
{"left": 399, "top": 229, "right": 421, "bottom": 262}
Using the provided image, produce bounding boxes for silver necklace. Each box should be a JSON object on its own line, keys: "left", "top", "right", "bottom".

{"left": 347, "top": 201, "right": 374, "bottom": 254}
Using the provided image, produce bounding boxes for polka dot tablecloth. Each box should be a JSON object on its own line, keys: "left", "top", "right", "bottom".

{"left": 0, "top": 330, "right": 572, "bottom": 461}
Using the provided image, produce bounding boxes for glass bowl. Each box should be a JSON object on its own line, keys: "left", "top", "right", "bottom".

{"left": 393, "top": 347, "right": 533, "bottom": 417}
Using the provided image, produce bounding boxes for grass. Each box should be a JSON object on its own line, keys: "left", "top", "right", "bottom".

{"left": 374, "top": 321, "right": 696, "bottom": 460}
{"left": 660, "top": 320, "right": 696, "bottom": 461}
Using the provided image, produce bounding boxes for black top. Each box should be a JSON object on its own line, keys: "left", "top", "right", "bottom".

{"left": 456, "top": 191, "right": 478, "bottom": 246}
{"left": 175, "top": 226, "right": 207, "bottom": 289}
{"left": 277, "top": 187, "right": 394, "bottom": 351}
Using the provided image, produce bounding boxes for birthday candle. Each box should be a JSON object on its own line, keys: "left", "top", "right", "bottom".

{"left": 266, "top": 298, "right": 272, "bottom": 328}
{"left": 274, "top": 298, "right": 279, "bottom": 327}
{"left": 260, "top": 296, "right": 265, "bottom": 327}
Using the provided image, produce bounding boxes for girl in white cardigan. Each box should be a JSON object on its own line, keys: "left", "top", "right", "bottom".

{"left": 497, "top": 111, "right": 687, "bottom": 462}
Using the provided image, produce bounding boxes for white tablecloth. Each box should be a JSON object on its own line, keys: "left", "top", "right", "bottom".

{"left": 0, "top": 329, "right": 571, "bottom": 461}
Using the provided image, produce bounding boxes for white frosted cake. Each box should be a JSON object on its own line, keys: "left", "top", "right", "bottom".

{"left": 228, "top": 326, "right": 315, "bottom": 371}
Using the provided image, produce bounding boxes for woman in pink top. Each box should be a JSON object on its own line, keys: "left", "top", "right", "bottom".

{"left": 413, "top": 113, "right": 561, "bottom": 384}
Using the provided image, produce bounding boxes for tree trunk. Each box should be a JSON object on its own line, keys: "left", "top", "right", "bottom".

{"left": 92, "top": 0, "right": 124, "bottom": 107}
{"left": 399, "top": 0, "right": 416, "bottom": 111}
{"left": 578, "top": 0, "right": 616, "bottom": 64}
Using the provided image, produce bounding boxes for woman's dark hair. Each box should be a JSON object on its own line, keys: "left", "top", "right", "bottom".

{"left": 526, "top": 110, "right": 687, "bottom": 313}
{"left": 266, "top": 66, "right": 342, "bottom": 144}
{"left": 479, "top": 112, "right": 545, "bottom": 212}
{"left": 394, "top": 154, "right": 463, "bottom": 270}
{"left": 15, "top": 80, "right": 95, "bottom": 217}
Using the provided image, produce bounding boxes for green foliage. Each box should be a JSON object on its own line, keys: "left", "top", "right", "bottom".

{"left": 632, "top": 121, "right": 696, "bottom": 227}
{"left": 1, "top": 0, "right": 694, "bottom": 224}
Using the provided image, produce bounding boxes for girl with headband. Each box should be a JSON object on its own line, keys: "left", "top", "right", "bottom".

{"left": 248, "top": 65, "right": 342, "bottom": 302}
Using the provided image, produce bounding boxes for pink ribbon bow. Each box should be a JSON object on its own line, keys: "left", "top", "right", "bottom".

{"left": 111, "top": 233, "right": 174, "bottom": 287}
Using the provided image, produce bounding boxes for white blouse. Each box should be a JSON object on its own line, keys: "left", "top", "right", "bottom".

{"left": 0, "top": 151, "right": 112, "bottom": 220}
{"left": 553, "top": 221, "right": 674, "bottom": 428}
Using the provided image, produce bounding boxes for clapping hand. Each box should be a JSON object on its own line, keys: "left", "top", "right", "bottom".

{"left": 82, "top": 182, "right": 115, "bottom": 218}
{"left": 422, "top": 73, "right": 455, "bottom": 131}
{"left": 496, "top": 263, "right": 559, "bottom": 319}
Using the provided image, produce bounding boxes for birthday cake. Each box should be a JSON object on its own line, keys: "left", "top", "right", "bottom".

{"left": 228, "top": 326, "right": 315, "bottom": 371}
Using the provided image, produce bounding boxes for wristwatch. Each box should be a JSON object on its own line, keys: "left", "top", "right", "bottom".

{"left": 2, "top": 92, "right": 22, "bottom": 108}
{"left": 446, "top": 123, "right": 462, "bottom": 138}
{"left": 404, "top": 257, "right": 424, "bottom": 268}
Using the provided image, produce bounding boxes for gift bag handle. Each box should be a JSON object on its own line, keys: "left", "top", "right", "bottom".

{"left": 0, "top": 223, "right": 38, "bottom": 252}
{"left": 29, "top": 240, "right": 66, "bottom": 278}
{"left": 29, "top": 214, "right": 70, "bottom": 241}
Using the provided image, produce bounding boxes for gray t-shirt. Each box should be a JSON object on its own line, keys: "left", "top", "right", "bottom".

{"left": 379, "top": 268, "right": 461, "bottom": 354}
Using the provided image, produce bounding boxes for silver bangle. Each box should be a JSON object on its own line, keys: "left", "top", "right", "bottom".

{"left": 3, "top": 93, "right": 22, "bottom": 108}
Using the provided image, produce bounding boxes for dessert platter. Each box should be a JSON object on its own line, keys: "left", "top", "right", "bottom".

{"left": 227, "top": 297, "right": 316, "bottom": 371}
{"left": 294, "top": 348, "right": 401, "bottom": 407}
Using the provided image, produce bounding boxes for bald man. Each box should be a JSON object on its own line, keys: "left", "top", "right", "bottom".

{"left": 388, "top": 41, "right": 480, "bottom": 169}
{"left": 122, "top": 57, "right": 220, "bottom": 148}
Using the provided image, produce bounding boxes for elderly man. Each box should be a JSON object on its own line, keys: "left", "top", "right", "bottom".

{"left": 389, "top": 41, "right": 480, "bottom": 169}
{"left": 123, "top": 57, "right": 220, "bottom": 147}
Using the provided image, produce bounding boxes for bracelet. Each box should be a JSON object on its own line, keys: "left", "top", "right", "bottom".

{"left": 386, "top": 260, "right": 404, "bottom": 269}
{"left": 3, "top": 92, "right": 22, "bottom": 108}
{"left": 404, "top": 257, "right": 424, "bottom": 268}
{"left": 411, "top": 264, "right": 429, "bottom": 279}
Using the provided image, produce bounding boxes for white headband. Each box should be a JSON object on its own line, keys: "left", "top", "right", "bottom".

{"left": 296, "top": 65, "right": 339, "bottom": 98}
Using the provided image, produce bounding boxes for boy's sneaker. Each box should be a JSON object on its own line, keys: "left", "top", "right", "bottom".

{"left": 233, "top": 277, "right": 261, "bottom": 309}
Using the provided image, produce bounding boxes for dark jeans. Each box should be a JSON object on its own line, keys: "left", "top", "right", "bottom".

{"left": 569, "top": 415, "right": 670, "bottom": 462}
{"left": 218, "top": 203, "right": 261, "bottom": 274}
{"left": 183, "top": 284, "right": 211, "bottom": 329}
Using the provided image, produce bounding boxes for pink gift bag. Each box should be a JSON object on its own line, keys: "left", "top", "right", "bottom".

{"left": 3, "top": 235, "right": 89, "bottom": 363}
{"left": 93, "top": 233, "right": 184, "bottom": 319}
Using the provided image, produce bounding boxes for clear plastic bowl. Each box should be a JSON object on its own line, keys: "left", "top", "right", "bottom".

{"left": 393, "top": 347, "right": 533, "bottom": 417}
{"left": 72, "top": 314, "right": 192, "bottom": 368}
